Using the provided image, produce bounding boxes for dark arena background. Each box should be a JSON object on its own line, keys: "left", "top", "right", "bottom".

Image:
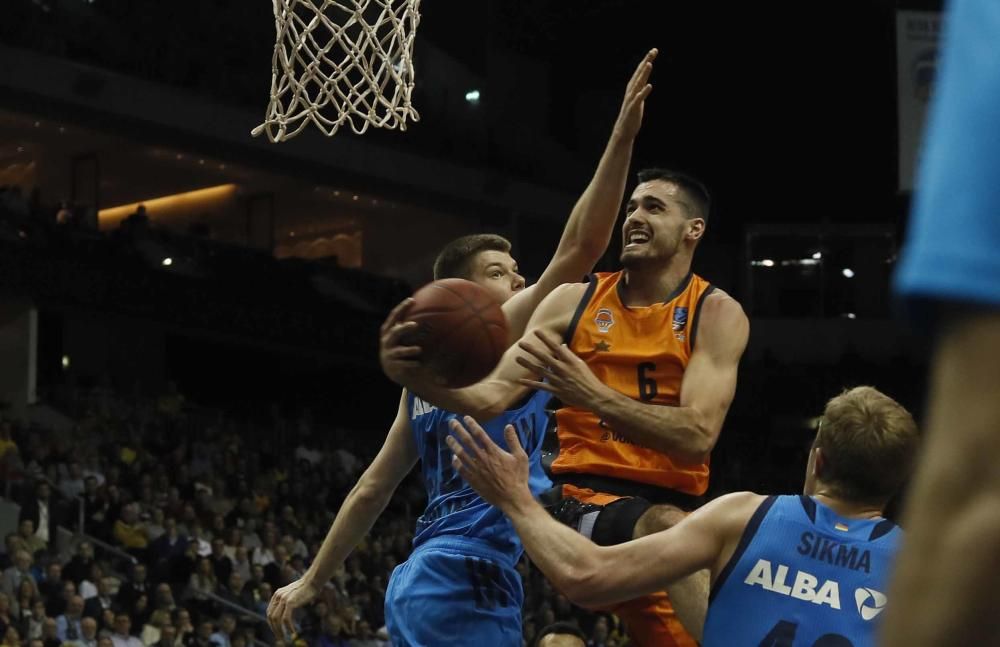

{"left": 0, "top": 1, "right": 946, "bottom": 646}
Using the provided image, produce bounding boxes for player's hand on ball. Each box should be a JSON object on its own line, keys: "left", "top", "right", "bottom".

{"left": 447, "top": 417, "right": 531, "bottom": 510}
{"left": 516, "top": 330, "right": 610, "bottom": 409}
{"left": 266, "top": 576, "right": 321, "bottom": 640}
{"left": 379, "top": 297, "right": 424, "bottom": 385}
{"left": 614, "top": 48, "right": 657, "bottom": 140}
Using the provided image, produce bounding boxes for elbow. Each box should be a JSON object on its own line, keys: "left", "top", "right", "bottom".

{"left": 559, "top": 557, "right": 607, "bottom": 609}
{"left": 352, "top": 474, "right": 393, "bottom": 509}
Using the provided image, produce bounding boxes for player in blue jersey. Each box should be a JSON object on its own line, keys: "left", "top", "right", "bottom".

{"left": 886, "top": 2, "right": 1000, "bottom": 646}
{"left": 448, "top": 386, "right": 918, "bottom": 646}
{"left": 266, "top": 50, "right": 660, "bottom": 645}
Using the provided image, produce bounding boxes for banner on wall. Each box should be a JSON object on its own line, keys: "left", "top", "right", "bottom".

{"left": 896, "top": 10, "right": 942, "bottom": 193}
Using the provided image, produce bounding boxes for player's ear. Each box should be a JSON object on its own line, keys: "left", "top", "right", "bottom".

{"left": 686, "top": 217, "right": 706, "bottom": 242}
{"left": 812, "top": 447, "right": 826, "bottom": 479}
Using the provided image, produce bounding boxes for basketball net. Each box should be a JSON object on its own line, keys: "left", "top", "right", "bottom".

{"left": 252, "top": 0, "right": 421, "bottom": 142}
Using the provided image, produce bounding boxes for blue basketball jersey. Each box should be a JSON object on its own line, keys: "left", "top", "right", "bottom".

{"left": 703, "top": 495, "right": 901, "bottom": 647}
{"left": 894, "top": 0, "right": 1000, "bottom": 313}
{"left": 407, "top": 389, "right": 553, "bottom": 553}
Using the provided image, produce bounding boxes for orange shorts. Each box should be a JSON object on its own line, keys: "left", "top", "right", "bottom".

{"left": 561, "top": 484, "right": 699, "bottom": 647}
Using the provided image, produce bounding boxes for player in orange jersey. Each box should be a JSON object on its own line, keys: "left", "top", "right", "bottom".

{"left": 382, "top": 161, "right": 749, "bottom": 645}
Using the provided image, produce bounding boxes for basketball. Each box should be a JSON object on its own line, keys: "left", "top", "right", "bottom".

{"left": 404, "top": 278, "right": 509, "bottom": 388}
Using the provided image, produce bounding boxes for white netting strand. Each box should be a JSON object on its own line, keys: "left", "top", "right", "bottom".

{"left": 252, "top": 0, "right": 421, "bottom": 142}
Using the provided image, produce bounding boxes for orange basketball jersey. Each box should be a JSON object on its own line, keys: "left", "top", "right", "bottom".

{"left": 552, "top": 270, "right": 715, "bottom": 495}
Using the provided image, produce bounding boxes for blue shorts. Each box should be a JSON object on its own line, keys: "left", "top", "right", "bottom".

{"left": 384, "top": 535, "right": 523, "bottom": 647}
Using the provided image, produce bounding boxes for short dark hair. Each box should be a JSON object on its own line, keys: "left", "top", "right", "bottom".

{"left": 636, "top": 168, "right": 711, "bottom": 221}
{"left": 432, "top": 234, "right": 511, "bottom": 280}
{"left": 817, "top": 386, "right": 919, "bottom": 504}
{"left": 534, "top": 622, "right": 586, "bottom": 646}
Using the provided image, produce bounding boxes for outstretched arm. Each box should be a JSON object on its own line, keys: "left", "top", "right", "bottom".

{"left": 446, "top": 416, "right": 760, "bottom": 609}
{"left": 517, "top": 292, "right": 749, "bottom": 463}
{"left": 266, "top": 391, "right": 418, "bottom": 636}
{"left": 503, "top": 49, "right": 657, "bottom": 341}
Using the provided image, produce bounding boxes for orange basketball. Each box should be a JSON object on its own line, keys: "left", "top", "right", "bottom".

{"left": 405, "top": 279, "right": 508, "bottom": 388}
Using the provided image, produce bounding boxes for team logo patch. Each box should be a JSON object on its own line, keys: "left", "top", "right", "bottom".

{"left": 594, "top": 308, "right": 615, "bottom": 333}
{"left": 672, "top": 306, "right": 689, "bottom": 331}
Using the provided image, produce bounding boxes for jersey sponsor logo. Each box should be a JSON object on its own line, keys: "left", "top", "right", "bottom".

{"left": 854, "top": 587, "right": 887, "bottom": 621}
{"left": 594, "top": 308, "right": 615, "bottom": 333}
{"left": 411, "top": 397, "right": 437, "bottom": 418}
{"left": 743, "top": 559, "right": 841, "bottom": 609}
{"left": 797, "top": 531, "right": 872, "bottom": 573}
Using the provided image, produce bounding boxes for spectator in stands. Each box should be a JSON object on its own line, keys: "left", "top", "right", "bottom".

{"left": 1, "top": 625, "right": 21, "bottom": 647}
{"left": 60, "top": 462, "right": 86, "bottom": 499}
{"left": 228, "top": 549, "right": 249, "bottom": 586}
{"left": 17, "top": 521, "right": 46, "bottom": 557}
{"left": 111, "top": 613, "right": 143, "bottom": 647}
{"left": 114, "top": 504, "right": 149, "bottom": 559}
{"left": 98, "top": 634, "right": 114, "bottom": 647}
{"left": 189, "top": 620, "right": 215, "bottom": 647}
{"left": 47, "top": 580, "right": 76, "bottom": 618}
{"left": 63, "top": 542, "right": 95, "bottom": 587}
{"left": 153, "top": 624, "right": 176, "bottom": 647}
{"left": 249, "top": 584, "right": 270, "bottom": 618}
{"left": 172, "top": 609, "right": 193, "bottom": 646}
{"left": 216, "top": 574, "right": 241, "bottom": 610}
{"left": 118, "top": 564, "right": 150, "bottom": 612}
{"left": 139, "top": 609, "right": 170, "bottom": 647}
{"left": 56, "top": 595, "right": 85, "bottom": 642}
{"left": 185, "top": 558, "right": 217, "bottom": 605}
{"left": 152, "top": 585, "right": 176, "bottom": 615}
{"left": 150, "top": 519, "right": 186, "bottom": 568}
{"left": 24, "top": 599, "right": 47, "bottom": 640}
{"left": 75, "top": 616, "right": 99, "bottom": 647}
{"left": 79, "top": 563, "right": 105, "bottom": 601}
{"left": 36, "top": 562, "right": 62, "bottom": 603}
{"left": 19, "top": 481, "right": 55, "bottom": 552}
{"left": 1, "top": 535, "right": 23, "bottom": 572}
{"left": 209, "top": 615, "right": 235, "bottom": 647}
{"left": 208, "top": 541, "right": 231, "bottom": 585}
{"left": 146, "top": 509, "right": 166, "bottom": 543}
{"left": 130, "top": 594, "right": 151, "bottom": 631}
{"left": 251, "top": 527, "right": 277, "bottom": 568}
{"left": 317, "top": 614, "right": 349, "bottom": 647}
{"left": 1, "top": 550, "right": 34, "bottom": 598}
{"left": 41, "top": 617, "right": 60, "bottom": 647}
{"left": 13, "top": 576, "right": 34, "bottom": 616}
{"left": 83, "top": 578, "right": 114, "bottom": 621}
{"left": 82, "top": 478, "right": 108, "bottom": 538}
{"left": 0, "top": 593, "right": 13, "bottom": 639}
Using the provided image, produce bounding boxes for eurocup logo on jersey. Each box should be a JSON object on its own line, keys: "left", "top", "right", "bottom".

{"left": 672, "top": 306, "right": 689, "bottom": 331}
{"left": 854, "top": 587, "right": 887, "bottom": 621}
{"left": 595, "top": 308, "right": 615, "bottom": 333}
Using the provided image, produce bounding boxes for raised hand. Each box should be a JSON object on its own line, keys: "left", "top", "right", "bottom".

{"left": 614, "top": 48, "right": 658, "bottom": 140}
{"left": 378, "top": 297, "right": 423, "bottom": 385}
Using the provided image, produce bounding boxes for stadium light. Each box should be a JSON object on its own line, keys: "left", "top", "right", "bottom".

{"left": 162, "top": 258, "right": 173, "bottom": 267}
{"left": 841, "top": 268, "right": 855, "bottom": 278}
{"left": 465, "top": 89, "right": 481, "bottom": 104}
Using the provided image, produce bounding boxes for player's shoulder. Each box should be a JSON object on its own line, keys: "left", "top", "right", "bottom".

{"left": 700, "top": 491, "right": 771, "bottom": 538}
{"left": 695, "top": 288, "right": 749, "bottom": 342}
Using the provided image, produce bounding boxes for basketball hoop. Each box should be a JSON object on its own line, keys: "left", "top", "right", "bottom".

{"left": 252, "top": 0, "right": 421, "bottom": 143}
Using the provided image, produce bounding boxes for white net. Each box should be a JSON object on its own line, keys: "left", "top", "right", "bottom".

{"left": 252, "top": 0, "right": 421, "bottom": 142}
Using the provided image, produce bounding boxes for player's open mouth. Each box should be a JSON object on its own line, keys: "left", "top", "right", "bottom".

{"left": 625, "top": 230, "right": 650, "bottom": 248}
